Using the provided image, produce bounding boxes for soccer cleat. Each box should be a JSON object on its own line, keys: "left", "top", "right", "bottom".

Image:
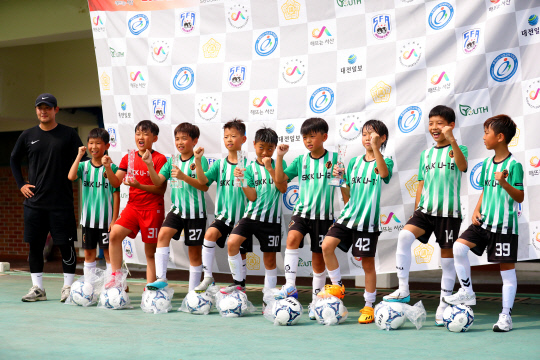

{"left": 21, "top": 285, "right": 47, "bottom": 302}
{"left": 317, "top": 284, "right": 345, "bottom": 299}
{"left": 308, "top": 302, "right": 316, "bottom": 320}
{"left": 104, "top": 272, "right": 119, "bottom": 289}
{"left": 220, "top": 284, "right": 245, "bottom": 294}
{"left": 273, "top": 285, "right": 298, "bottom": 300}
{"left": 194, "top": 277, "right": 215, "bottom": 293}
{"left": 443, "top": 288, "right": 476, "bottom": 306}
{"left": 493, "top": 313, "right": 512, "bottom": 332}
{"left": 383, "top": 289, "right": 411, "bottom": 303}
{"left": 435, "top": 305, "right": 446, "bottom": 326}
{"left": 60, "top": 285, "right": 71, "bottom": 303}
{"left": 358, "top": 306, "right": 375, "bottom": 324}
{"left": 146, "top": 278, "right": 168, "bottom": 291}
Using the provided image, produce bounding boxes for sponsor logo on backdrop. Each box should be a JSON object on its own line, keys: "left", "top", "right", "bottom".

{"left": 107, "top": 127, "right": 117, "bottom": 147}
{"left": 110, "top": 47, "right": 125, "bottom": 58}
{"left": 298, "top": 258, "right": 312, "bottom": 267}
{"left": 529, "top": 14, "right": 539, "bottom": 26}
{"left": 430, "top": 71, "right": 449, "bottom": 85}
{"left": 490, "top": 52, "right": 518, "bottom": 82}
{"left": 283, "top": 185, "right": 299, "bottom": 211}
{"left": 93, "top": 15, "right": 103, "bottom": 26}
{"left": 525, "top": 80, "right": 540, "bottom": 109}
{"left": 509, "top": 128, "right": 520, "bottom": 147}
{"left": 338, "top": 115, "right": 362, "bottom": 141}
{"left": 372, "top": 14, "right": 391, "bottom": 40}
{"left": 197, "top": 96, "right": 220, "bottom": 121}
{"left": 399, "top": 41, "right": 422, "bottom": 68}
{"left": 380, "top": 212, "right": 401, "bottom": 225}
{"left": 253, "top": 96, "right": 272, "bottom": 108}
{"left": 100, "top": 72, "right": 111, "bottom": 91}
{"left": 381, "top": 212, "right": 405, "bottom": 233}
{"left": 202, "top": 38, "right": 221, "bottom": 58}
{"left": 312, "top": 26, "right": 332, "bottom": 39}
{"left": 282, "top": 58, "right": 305, "bottom": 84}
{"left": 150, "top": 40, "right": 169, "bottom": 63}
{"left": 122, "top": 239, "right": 133, "bottom": 258}
{"left": 350, "top": 256, "right": 363, "bottom": 269}
{"left": 370, "top": 81, "right": 391, "bottom": 103}
{"left": 470, "top": 161, "right": 483, "bottom": 190}
{"left": 246, "top": 252, "right": 260, "bottom": 270}
{"left": 152, "top": 99, "right": 167, "bottom": 121}
{"left": 180, "top": 11, "right": 196, "bottom": 33}
{"left": 130, "top": 71, "right": 144, "bottom": 82}
{"left": 405, "top": 174, "right": 419, "bottom": 197}
{"left": 336, "top": 0, "right": 362, "bottom": 7}
{"left": 309, "top": 87, "right": 334, "bottom": 113}
{"left": 414, "top": 243, "right": 434, "bottom": 264}
{"left": 128, "top": 14, "right": 149, "bottom": 35}
{"left": 398, "top": 106, "right": 422, "bottom": 133}
{"left": 348, "top": 54, "right": 357, "bottom": 64}
{"left": 227, "top": 4, "right": 250, "bottom": 29}
{"left": 428, "top": 2, "right": 454, "bottom": 30}
{"left": 459, "top": 104, "right": 489, "bottom": 116}
{"left": 92, "top": 14, "right": 106, "bottom": 33}
{"left": 228, "top": 65, "right": 246, "bottom": 88}
{"left": 255, "top": 31, "right": 278, "bottom": 56}
{"left": 534, "top": 231, "right": 540, "bottom": 251}
{"left": 531, "top": 156, "right": 540, "bottom": 168}
{"left": 121, "top": 102, "right": 127, "bottom": 111}
{"left": 462, "top": 29, "right": 480, "bottom": 54}
{"left": 207, "top": 157, "right": 218, "bottom": 167}
{"left": 285, "top": 124, "right": 295, "bottom": 134}
{"left": 173, "top": 67, "right": 194, "bottom": 91}
{"left": 281, "top": 0, "right": 301, "bottom": 20}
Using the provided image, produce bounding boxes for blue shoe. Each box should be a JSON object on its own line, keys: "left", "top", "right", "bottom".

{"left": 382, "top": 289, "right": 410, "bottom": 303}
{"left": 435, "top": 306, "right": 445, "bottom": 326}
{"left": 146, "top": 278, "right": 168, "bottom": 291}
{"left": 274, "top": 285, "right": 298, "bottom": 300}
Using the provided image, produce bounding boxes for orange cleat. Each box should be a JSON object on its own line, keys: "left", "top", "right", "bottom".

{"left": 358, "top": 306, "right": 374, "bottom": 324}
{"left": 317, "top": 284, "right": 345, "bottom": 299}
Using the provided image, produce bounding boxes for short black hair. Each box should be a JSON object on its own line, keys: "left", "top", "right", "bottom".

{"left": 363, "top": 120, "right": 389, "bottom": 151}
{"left": 135, "top": 120, "right": 159, "bottom": 136}
{"left": 254, "top": 127, "right": 278, "bottom": 146}
{"left": 300, "top": 117, "right": 328, "bottom": 136}
{"left": 429, "top": 105, "right": 456, "bottom": 125}
{"left": 484, "top": 114, "right": 516, "bottom": 144}
{"left": 87, "top": 128, "right": 110, "bottom": 143}
{"left": 223, "top": 118, "right": 246, "bottom": 136}
{"left": 174, "top": 122, "right": 200, "bottom": 140}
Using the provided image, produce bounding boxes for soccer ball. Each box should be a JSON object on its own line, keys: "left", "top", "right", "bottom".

{"left": 70, "top": 282, "right": 95, "bottom": 306}
{"left": 218, "top": 292, "right": 247, "bottom": 318}
{"left": 313, "top": 297, "right": 348, "bottom": 325}
{"left": 273, "top": 297, "right": 303, "bottom": 326}
{"left": 185, "top": 291, "right": 213, "bottom": 315}
{"left": 374, "top": 302, "right": 406, "bottom": 330}
{"left": 443, "top": 305, "right": 474, "bottom": 332}
{"left": 142, "top": 289, "right": 172, "bottom": 313}
{"left": 101, "top": 287, "right": 128, "bottom": 310}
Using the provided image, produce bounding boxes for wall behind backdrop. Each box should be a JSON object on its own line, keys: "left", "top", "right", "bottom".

{"left": 87, "top": 0, "right": 540, "bottom": 277}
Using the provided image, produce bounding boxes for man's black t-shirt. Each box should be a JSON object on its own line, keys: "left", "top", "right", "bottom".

{"left": 10, "top": 123, "right": 83, "bottom": 210}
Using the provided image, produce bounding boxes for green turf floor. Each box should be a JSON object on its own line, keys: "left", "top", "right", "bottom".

{"left": 1, "top": 272, "right": 540, "bottom": 360}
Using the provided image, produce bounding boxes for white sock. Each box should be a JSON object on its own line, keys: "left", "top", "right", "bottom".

{"left": 63, "top": 273, "right": 75, "bottom": 287}
{"left": 228, "top": 252, "right": 244, "bottom": 283}
{"left": 453, "top": 242, "right": 473, "bottom": 294}
{"left": 106, "top": 262, "right": 112, "bottom": 273}
{"left": 396, "top": 230, "right": 415, "bottom": 292}
{"left": 312, "top": 271, "right": 326, "bottom": 300}
{"left": 264, "top": 267, "right": 278, "bottom": 289}
{"left": 202, "top": 239, "right": 216, "bottom": 278}
{"left": 364, "top": 290, "right": 377, "bottom": 308}
{"left": 155, "top": 247, "right": 170, "bottom": 280}
{"left": 327, "top": 267, "right": 342, "bottom": 285}
{"left": 83, "top": 261, "right": 97, "bottom": 278}
{"left": 242, "top": 258, "right": 247, "bottom": 281}
{"left": 189, "top": 265, "right": 203, "bottom": 291}
{"left": 31, "top": 273, "right": 44, "bottom": 290}
{"left": 440, "top": 257, "right": 456, "bottom": 307}
{"left": 501, "top": 269, "right": 517, "bottom": 316}
{"left": 284, "top": 248, "right": 299, "bottom": 287}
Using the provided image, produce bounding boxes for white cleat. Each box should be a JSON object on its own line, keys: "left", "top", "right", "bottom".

{"left": 435, "top": 305, "right": 446, "bottom": 326}
{"left": 60, "top": 285, "right": 71, "bottom": 303}
{"left": 382, "top": 289, "right": 410, "bottom": 303}
{"left": 444, "top": 288, "right": 476, "bottom": 306}
{"left": 493, "top": 313, "right": 512, "bottom": 332}
{"left": 194, "top": 277, "right": 214, "bottom": 293}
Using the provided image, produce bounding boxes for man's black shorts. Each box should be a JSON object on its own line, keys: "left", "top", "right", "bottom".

{"left": 231, "top": 218, "right": 281, "bottom": 253}
{"left": 406, "top": 210, "right": 462, "bottom": 249}
{"left": 288, "top": 215, "right": 334, "bottom": 253}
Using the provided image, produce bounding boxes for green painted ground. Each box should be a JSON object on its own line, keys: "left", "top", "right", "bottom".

{"left": 1, "top": 272, "right": 539, "bottom": 360}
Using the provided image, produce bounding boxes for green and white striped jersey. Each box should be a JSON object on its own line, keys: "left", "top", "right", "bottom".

{"left": 243, "top": 159, "right": 287, "bottom": 223}
{"left": 76, "top": 160, "right": 119, "bottom": 229}
{"left": 479, "top": 154, "right": 524, "bottom": 235}
{"left": 205, "top": 156, "right": 249, "bottom": 226}
{"left": 417, "top": 144, "right": 468, "bottom": 218}
{"left": 337, "top": 156, "right": 394, "bottom": 232}
{"left": 284, "top": 150, "right": 338, "bottom": 220}
{"left": 159, "top": 154, "right": 208, "bottom": 219}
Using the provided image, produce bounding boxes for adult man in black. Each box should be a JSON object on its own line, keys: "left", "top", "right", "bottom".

{"left": 11, "top": 94, "right": 83, "bottom": 302}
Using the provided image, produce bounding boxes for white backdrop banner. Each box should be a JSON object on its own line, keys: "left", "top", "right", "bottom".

{"left": 88, "top": 0, "right": 540, "bottom": 277}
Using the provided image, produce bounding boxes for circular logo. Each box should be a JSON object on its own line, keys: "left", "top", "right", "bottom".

{"left": 282, "top": 58, "right": 305, "bottom": 84}
{"left": 399, "top": 41, "right": 423, "bottom": 68}
{"left": 398, "top": 106, "right": 422, "bottom": 134}
{"left": 227, "top": 4, "right": 250, "bottom": 29}
{"left": 529, "top": 14, "right": 539, "bottom": 26}
{"left": 128, "top": 14, "right": 149, "bottom": 35}
{"left": 197, "top": 96, "right": 220, "bottom": 121}
{"left": 309, "top": 87, "right": 334, "bottom": 114}
{"left": 325, "top": 161, "right": 332, "bottom": 169}
{"left": 150, "top": 40, "right": 169, "bottom": 63}
{"left": 255, "top": 31, "right": 278, "bottom": 56}
{"left": 490, "top": 52, "right": 518, "bottom": 82}
{"left": 449, "top": 150, "right": 454, "bottom": 158}
{"left": 190, "top": 163, "right": 196, "bottom": 171}
{"left": 525, "top": 80, "right": 540, "bottom": 109}
{"left": 338, "top": 115, "right": 362, "bottom": 141}
{"left": 470, "top": 162, "right": 483, "bottom": 191}
{"left": 428, "top": 2, "right": 454, "bottom": 30}
{"left": 286, "top": 124, "right": 295, "bottom": 134}
{"left": 283, "top": 185, "right": 299, "bottom": 211}
{"left": 173, "top": 67, "right": 194, "bottom": 91}
{"left": 348, "top": 54, "right": 357, "bottom": 64}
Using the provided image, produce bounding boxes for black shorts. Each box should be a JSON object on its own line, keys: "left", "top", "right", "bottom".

{"left": 288, "top": 215, "right": 334, "bottom": 253}
{"left": 460, "top": 224, "right": 518, "bottom": 263}
{"left": 325, "top": 222, "right": 379, "bottom": 257}
{"left": 82, "top": 227, "right": 109, "bottom": 250}
{"left": 209, "top": 219, "right": 252, "bottom": 254}
{"left": 231, "top": 218, "right": 281, "bottom": 253}
{"left": 406, "top": 210, "right": 462, "bottom": 249}
{"left": 23, "top": 206, "right": 77, "bottom": 245}
{"left": 162, "top": 210, "right": 207, "bottom": 246}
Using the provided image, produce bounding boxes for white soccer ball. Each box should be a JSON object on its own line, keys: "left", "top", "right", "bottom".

{"left": 70, "top": 281, "right": 95, "bottom": 306}
{"left": 273, "top": 297, "right": 303, "bottom": 326}
{"left": 218, "top": 292, "right": 247, "bottom": 318}
{"left": 443, "top": 305, "right": 474, "bottom": 332}
{"left": 313, "top": 297, "right": 348, "bottom": 325}
{"left": 142, "top": 289, "right": 172, "bottom": 313}
{"left": 185, "top": 291, "right": 213, "bottom": 315}
{"left": 101, "top": 287, "right": 128, "bottom": 310}
{"left": 374, "top": 302, "right": 406, "bottom": 330}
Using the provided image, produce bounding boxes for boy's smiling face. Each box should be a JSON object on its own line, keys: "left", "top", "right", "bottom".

{"left": 87, "top": 137, "right": 109, "bottom": 159}
{"left": 175, "top": 132, "right": 198, "bottom": 155}
{"left": 135, "top": 127, "right": 157, "bottom": 152}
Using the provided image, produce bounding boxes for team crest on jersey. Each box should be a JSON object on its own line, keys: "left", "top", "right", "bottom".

{"left": 449, "top": 150, "right": 454, "bottom": 158}
{"left": 502, "top": 169, "right": 509, "bottom": 178}
{"left": 190, "top": 163, "right": 196, "bottom": 171}
{"left": 288, "top": 220, "right": 295, "bottom": 228}
{"left": 325, "top": 161, "right": 332, "bottom": 169}
{"left": 180, "top": 11, "right": 195, "bottom": 33}
{"left": 103, "top": 172, "right": 108, "bottom": 179}
{"left": 374, "top": 167, "right": 379, "bottom": 174}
